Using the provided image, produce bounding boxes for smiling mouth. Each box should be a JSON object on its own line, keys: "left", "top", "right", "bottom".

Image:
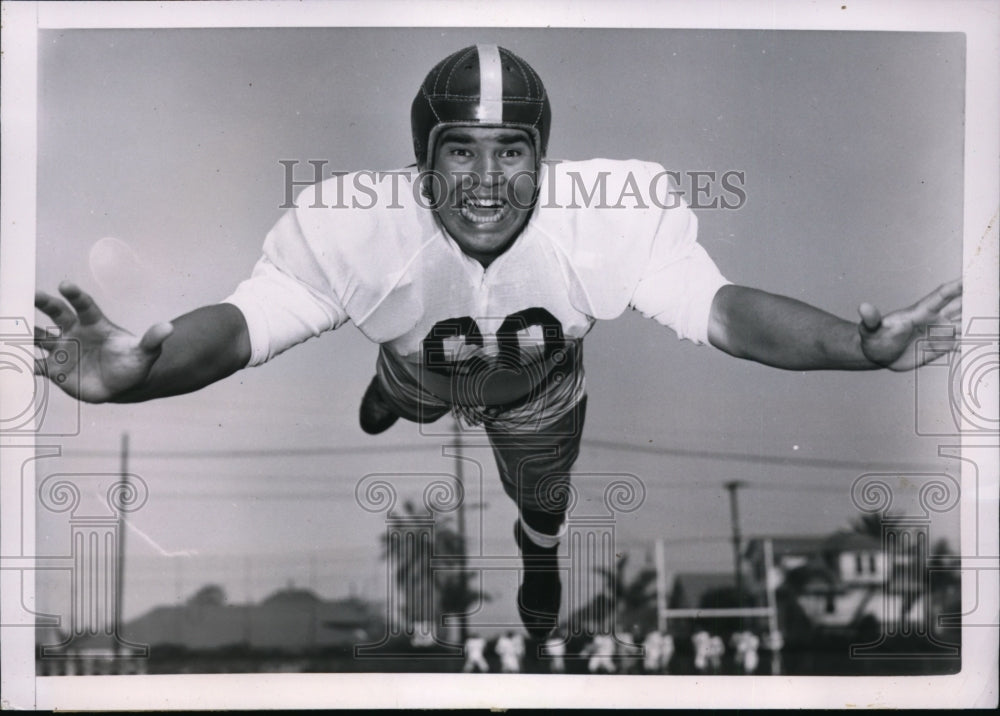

{"left": 460, "top": 197, "right": 507, "bottom": 224}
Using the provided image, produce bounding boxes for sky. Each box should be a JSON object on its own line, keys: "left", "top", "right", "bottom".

{"left": 29, "top": 26, "right": 968, "bottom": 632}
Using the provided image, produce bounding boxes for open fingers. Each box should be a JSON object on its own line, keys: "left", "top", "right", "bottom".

{"left": 58, "top": 281, "right": 106, "bottom": 327}
{"left": 940, "top": 295, "right": 962, "bottom": 321}
{"left": 35, "top": 290, "right": 78, "bottom": 332}
{"left": 923, "top": 278, "right": 963, "bottom": 313}
{"left": 34, "top": 325, "right": 61, "bottom": 351}
{"left": 910, "top": 288, "right": 962, "bottom": 326}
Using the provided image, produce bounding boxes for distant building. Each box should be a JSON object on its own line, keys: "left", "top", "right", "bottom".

{"left": 745, "top": 535, "right": 828, "bottom": 587}
{"left": 744, "top": 531, "right": 928, "bottom": 643}
{"left": 119, "top": 587, "right": 384, "bottom": 652}
{"left": 745, "top": 532, "right": 890, "bottom": 590}
{"left": 821, "top": 531, "right": 886, "bottom": 586}
{"left": 36, "top": 586, "right": 386, "bottom": 666}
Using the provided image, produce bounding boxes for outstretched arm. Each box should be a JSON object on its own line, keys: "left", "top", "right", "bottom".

{"left": 35, "top": 282, "right": 251, "bottom": 403}
{"left": 706, "top": 279, "right": 962, "bottom": 371}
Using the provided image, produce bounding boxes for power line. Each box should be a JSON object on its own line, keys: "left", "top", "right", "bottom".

{"left": 139, "top": 481, "right": 851, "bottom": 501}
{"left": 59, "top": 435, "right": 942, "bottom": 473}
{"left": 617, "top": 535, "right": 735, "bottom": 548}
{"left": 581, "top": 437, "right": 939, "bottom": 473}
{"left": 60, "top": 442, "right": 433, "bottom": 459}
{"left": 748, "top": 482, "right": 849, "bottom": 493}
{"left": 149, "top": 491, "right": 370, "bottom": 501}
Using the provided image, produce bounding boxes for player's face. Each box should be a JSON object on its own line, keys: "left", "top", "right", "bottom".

{"left": 430, "top": 127, "right": 537, "bottom": 267}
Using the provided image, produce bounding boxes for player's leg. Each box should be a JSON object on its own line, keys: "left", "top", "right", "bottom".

{"left": 486, "top": 392, "right": 587, "bottom": 640}
{"left": 359, "top": 347, "right": 450, "bottom": 434}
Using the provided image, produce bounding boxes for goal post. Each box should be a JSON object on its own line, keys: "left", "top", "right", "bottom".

{"left": 655, "top": 536, "right": 783, "bottom": 674}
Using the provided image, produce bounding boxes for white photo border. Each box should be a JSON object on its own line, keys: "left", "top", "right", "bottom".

{"left": 1, "top": 0, "right": 997, "bottom": 709}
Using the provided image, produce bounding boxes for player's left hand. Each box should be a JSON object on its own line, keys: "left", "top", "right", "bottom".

{"left": 857, "top": 278, "right": 962, "bottom": 371}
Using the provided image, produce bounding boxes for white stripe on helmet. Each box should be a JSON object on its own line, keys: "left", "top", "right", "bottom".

{"left": 476, "top": 44, "right": 503, "bottom": 122}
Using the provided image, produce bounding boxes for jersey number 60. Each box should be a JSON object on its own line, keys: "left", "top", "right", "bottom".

{"left": 422, "top": 307, "right": 567, "bottom": 377}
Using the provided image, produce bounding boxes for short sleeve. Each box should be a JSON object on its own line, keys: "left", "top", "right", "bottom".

{"left": 222, "top": 206, "right": 349, "bottom": 367}
{"left": 628, "top": 192, "right": 730, "bottom": 345}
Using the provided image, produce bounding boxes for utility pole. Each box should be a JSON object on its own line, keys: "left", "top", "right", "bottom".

{"left": 115, "top": 432, "right": 129, "bottom": 667}
{"left": 655, "top": 538, "right": 668, "bottom": 634}
{"left": 724, "top": 480, "right": 745, "bottom": 607}
{"left": 453, "top": 419, "right": 469, "bottom": 646}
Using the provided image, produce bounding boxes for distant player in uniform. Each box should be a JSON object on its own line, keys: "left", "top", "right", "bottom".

{"left": 494, "top": 631, "right": 523, "bottom": 673}
{"left": 659, "top": 632, "right": 675, "bottom": 674}
{"left": 586, "top": 633, "right": 618, "bottom": 674}
{"left": 642, "top": 629, "right": 665, "bottom": 674}
{"left": 543, "top": 630, "right": 566, "bottom": 674}
{"left": 707, "top": 634, "right": 726, "bottom": 674}
{"left": 463, "top": 632, "right": 489, "bottom": 673}
{"left": 34, "top": 44, "right": 962, "bottom": 641}
{"left": 731, "top": 630, "right": 760, "bottom": 675}
{"left": 692, "top": 630, "right": 712, "bottom": 674}
{"left": 618, "top": 626, "right": 642, "bottom": 674}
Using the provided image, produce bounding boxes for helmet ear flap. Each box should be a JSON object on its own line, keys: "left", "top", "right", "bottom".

{"left": 410, "top": 89, "right": 435, "bottom": 169}
{"left": 411, "top": 44, "right": 551, "bottom": 171}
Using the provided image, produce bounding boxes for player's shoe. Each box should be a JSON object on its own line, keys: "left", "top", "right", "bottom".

{"left": 514, "top": 520, "right": 561, "bottom": 640}
{"left": 359, "top": 376, "right": 400, "bottom": 435}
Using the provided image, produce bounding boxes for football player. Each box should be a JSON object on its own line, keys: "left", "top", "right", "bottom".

{"left": 34, "top": 44, "right": 962, "bottom": 641}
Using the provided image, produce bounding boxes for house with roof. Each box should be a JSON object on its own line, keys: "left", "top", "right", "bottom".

{"left": 743, "top": 530, "right": 928, "bottom": 642}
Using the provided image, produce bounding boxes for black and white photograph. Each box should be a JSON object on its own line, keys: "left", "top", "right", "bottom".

{"left": 1, "top": 0, "right": 997, "bottom": 710}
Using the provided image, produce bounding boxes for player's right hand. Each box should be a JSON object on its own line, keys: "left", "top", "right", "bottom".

{"left": 34, "top": 281, "right": 174, "bottom": 403}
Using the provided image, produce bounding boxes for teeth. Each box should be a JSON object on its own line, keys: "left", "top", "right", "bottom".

{"left": 460, "top": 198, "right": 506, "bottom": 223}
{"left": 461, "top": 206, "right": 503, "bottom": 223}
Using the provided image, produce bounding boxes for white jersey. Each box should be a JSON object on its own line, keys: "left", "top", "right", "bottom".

{"left": 463, "top": 636, "right": 489, "bottom": 673}
{"left": 732, "top": 631, "right": 760, "bottom": 674}
{"left": 643, "top": 631, "right": 664, "bottom": 671}
{"left": 545, "top": 637, "right": 566, "bottom": 673}
{"left": 226, "top": 159, "right": 729, "bottom": 406}
{"left": 495, "top": 635, "right": 522, "bottom": 673}
{"left": 692, "top": 630, "right": 712, "bottom": 672}
{"left": 588, "top": 634, "right": 618, "bottom": 673}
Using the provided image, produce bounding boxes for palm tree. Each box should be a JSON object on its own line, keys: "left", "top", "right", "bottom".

{"left": 380, "top": 500, "right": 489, "bottom": 641}
{"left": 380, "top": 500, "right": 433, "bottom": 634}
{"left": 571, "top": 552, "right": 658, "bottom": 635}
{"left": 850, "top": 511, "right": 887, "bottom": 540}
